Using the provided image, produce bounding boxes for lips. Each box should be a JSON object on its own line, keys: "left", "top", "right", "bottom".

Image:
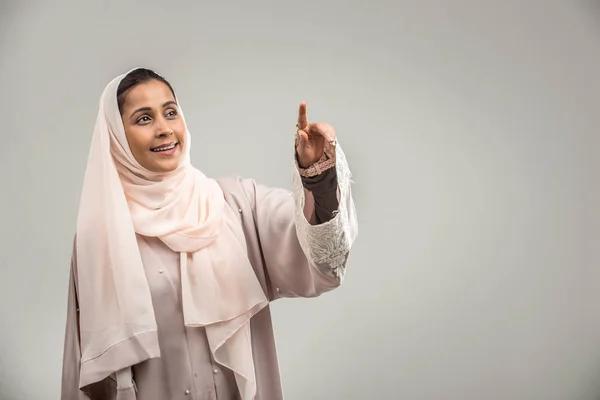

{"left": 151, "top": 142, "right": 178, "bottom": 152}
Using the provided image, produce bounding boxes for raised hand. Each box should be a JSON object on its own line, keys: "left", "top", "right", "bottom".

{"left": 295, "top": 101, "right": 337, "bottom": 168}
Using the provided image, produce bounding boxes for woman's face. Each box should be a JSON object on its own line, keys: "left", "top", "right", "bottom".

{"left": 119, "top": 80, "right": 186, "bottom": 173}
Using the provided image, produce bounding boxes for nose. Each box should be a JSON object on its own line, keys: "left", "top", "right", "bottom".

{"left": 155, "top": 124, "right": 174, "bottom": 138}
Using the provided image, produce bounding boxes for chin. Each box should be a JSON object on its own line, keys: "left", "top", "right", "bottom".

{"left": 146, "top": 151, "right": 182, "bottom": 173}
{"left": 157, "top": 163, "right": 179, "bottom": 173}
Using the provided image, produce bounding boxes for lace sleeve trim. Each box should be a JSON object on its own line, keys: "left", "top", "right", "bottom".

{"left": 292, "top": 139, "right": 358, "bottom": 280}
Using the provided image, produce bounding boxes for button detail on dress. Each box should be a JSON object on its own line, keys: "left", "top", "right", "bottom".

{"left": 158, "top": 269, "right": 164, "bottom": 274}
{"left": 213, "top": 368, "right": 219, "bottom": 374}
{"left": 238, "top": 208, "right": 242, "bottom": 213}
{"left": 276, "top": 287, "right": 280, "bottom": 292}
{"left": 185, "top": 389, "right": 190, "bottom": 395}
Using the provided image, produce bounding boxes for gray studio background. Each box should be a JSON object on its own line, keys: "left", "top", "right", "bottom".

{"left": 1, "top": 1, "right": 599, "bottom": 399}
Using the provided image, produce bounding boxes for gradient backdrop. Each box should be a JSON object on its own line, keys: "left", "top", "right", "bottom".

{"left": 0, "top": 1, "right": 599, "bottom": 399}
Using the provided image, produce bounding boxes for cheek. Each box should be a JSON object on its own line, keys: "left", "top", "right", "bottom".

{"left": 174, "top": 119, "right": 186, "bottom": 133}
{"left": 174, "top": 121, "right": 187, "bottom": 143}
{"left": 125, "top": 127, "right": 152, "bottom": 154}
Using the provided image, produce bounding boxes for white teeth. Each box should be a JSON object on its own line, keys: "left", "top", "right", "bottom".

{"left": 152, "top": 143, "right": 177, "bottom": 152}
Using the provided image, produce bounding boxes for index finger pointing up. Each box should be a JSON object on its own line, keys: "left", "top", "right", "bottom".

{"left": 297, "top": 101, "right": 308, "bottom": 129}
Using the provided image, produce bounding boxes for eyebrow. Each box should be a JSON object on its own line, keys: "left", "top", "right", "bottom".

{"left": 129, "top": 101, "right": 178, "bottom": 119}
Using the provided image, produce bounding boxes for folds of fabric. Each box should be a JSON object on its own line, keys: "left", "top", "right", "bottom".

{"left": 75, "top": 69, "right": 268, "bottom": 398}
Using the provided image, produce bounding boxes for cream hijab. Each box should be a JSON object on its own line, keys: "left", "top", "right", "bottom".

{"left": 76, "top": 70, "right": 268, "bottom": 398}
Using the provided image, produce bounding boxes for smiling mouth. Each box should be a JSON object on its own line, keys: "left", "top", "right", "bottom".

{"left": 151, "top": 142, "right": 178, "bottom": 152}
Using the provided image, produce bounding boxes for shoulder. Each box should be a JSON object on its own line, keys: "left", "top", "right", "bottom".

{"left": 214, "top": 175, "right": 258, "bottom": 209}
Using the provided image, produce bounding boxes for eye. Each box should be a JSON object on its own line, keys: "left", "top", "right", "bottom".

{"left": 166, "top": 109, "right": 178, "bottom": 118}
{"left": 136, "top": 115, "right": 151, "bottom": 125}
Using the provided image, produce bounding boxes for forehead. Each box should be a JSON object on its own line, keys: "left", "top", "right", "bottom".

{"left": 122, "top": 80, "right": 175, "bottom": 109}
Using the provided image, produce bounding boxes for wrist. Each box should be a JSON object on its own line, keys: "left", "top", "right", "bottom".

{"left": 296, "top": 144, "right": 336, "bottom": 178}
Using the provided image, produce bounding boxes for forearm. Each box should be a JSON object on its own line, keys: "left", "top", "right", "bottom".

{"left": 301, "top": 168, "right": 339, "bottom": 225}
{"left": 292, "top": 140, "right": 357, "bottom": 280}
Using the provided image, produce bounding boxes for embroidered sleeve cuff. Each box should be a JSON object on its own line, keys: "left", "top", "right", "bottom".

{"left": 295, "top": 141, "right": 337, "bottom": 178}
{"left": 292, "top": 140, "right": 358, "bottom": 280}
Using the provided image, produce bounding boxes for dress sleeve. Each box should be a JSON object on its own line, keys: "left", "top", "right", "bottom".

{"left": 240, "top": 140, "right": 358, "bottom": 299}
{"left": 61, "top": 243, "right": 92, "bottom": 399}
{"left": 61, "top": 240, "right": 125, "bottom": 400}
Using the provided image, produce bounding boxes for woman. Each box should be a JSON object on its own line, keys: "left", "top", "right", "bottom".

{"left": 61, "top": 68, "right": 357, "bottom": 400}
